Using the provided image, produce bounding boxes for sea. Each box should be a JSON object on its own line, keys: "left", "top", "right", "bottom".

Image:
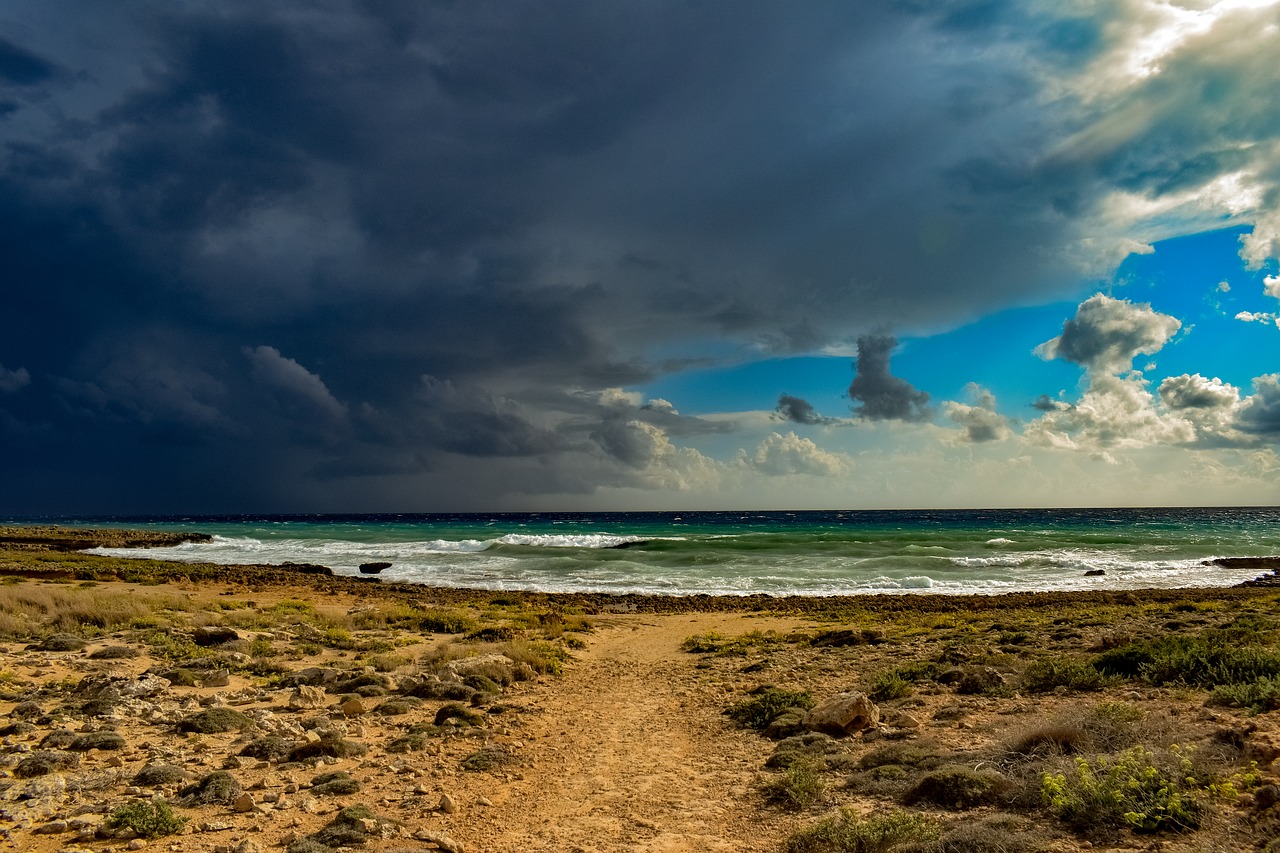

{"left": 34, "top": 506, "right": 1280, "bottom": 597}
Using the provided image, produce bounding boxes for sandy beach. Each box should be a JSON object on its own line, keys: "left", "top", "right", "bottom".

{"left": 2, "top": 527, "right": 1280, "bottom": 853}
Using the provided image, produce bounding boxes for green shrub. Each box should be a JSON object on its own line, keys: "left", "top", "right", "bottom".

{"left": 682, "top": 630, "right": 784, "bottom": 656}
{"left": 726, "top": 688, "right": 815, "bottom": 730}
{"left": 1022, "top": 657, "right": 1111, "bottom": 693}
{"left": 903, "top": 765, "right": 1008, "bottom": 810}
{"left": 267, "top": 598, "right": 315, "bottom": 616}
{"left": 784, "top": 809, "right": 940, "bottom": 853}
{"left": 1094, "top": 632, "right": 1280, "bottom": 689}
{"left": 107, "top": 798, "right": 186, "bottom": 838}
{"left": 1209, "top": 676, "right": 1280, "bottom": 714}
{"left": 681, "top": 631, "right": 728, "bottom": 653}
{"left": 418, "top": 609, "right": 476, "bottom": 634}
{"left": 461, "top": 745, "right": 516, "bottom": 772}
{"left": 503, "top": 640, "right": 569, "bottom": 675}
{"left": 762, "top": 758, "right": 826, "bottom": 811}
{"left": 177, "top": 707, "right": 253, "bottom": 734}
{"left": 1041, "top": 746, "right": 1201, "bottom": 836}
{"left": 868, "top": 671, "right": 914, "bottom": 702}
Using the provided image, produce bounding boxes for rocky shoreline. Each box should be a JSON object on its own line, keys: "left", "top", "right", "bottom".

{"left": 5, "top": 527, "right": 1280, "bottom": 852}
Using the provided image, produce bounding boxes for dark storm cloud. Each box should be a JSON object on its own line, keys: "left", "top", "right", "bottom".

{"left": 1236, "top": 376, "right": 1280, "bottom": 438}
{"left": 775, "top": 395, "right": 840, "bottom": 426}
{"left": 847, "top": 337, "right": 933, "bottom": 422}
{"left": 1031, "top": 395, "right": 1070, "bottom": 413}
{"left": 0, "top": 36, "right": 57, "bottom": 85}
{"left": 0, "top": 0, "right": 1277, "bottom": 510}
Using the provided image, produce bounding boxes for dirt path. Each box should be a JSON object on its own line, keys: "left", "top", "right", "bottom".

{"left": 450, "top": 614, "right": 800, "bottom": 852}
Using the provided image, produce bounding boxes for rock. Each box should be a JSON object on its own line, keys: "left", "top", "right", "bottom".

{"left": 953, "top": 666, "right": 1005, "bottom": 695}
{"left": 359, "top": 562, "right": 392, "bottom": 574}
{"left": 75, "top": 674, "right": 170, "bottom": 700}
{"left": 235, "top": 841, "right": 264, "bottom": 853}
{"left": 476, "top": 797, "right": 493, "bottom": 807}
{"left": 288, "top": 686, "right": 328, "bottom": 710}
{"left": 438, "top": 793, "right": 457, "bottom": 814}
{"left": 10, "top": 700, "right": 43, "bottom": 719}
{"left": 803, "top": 692, "right": 879, "bottom": 737}
{"left": 280, "top": 667, "right": 339, "bottom": 688}
{"left": 443, "top": 654, "right": 515, "bottom": 683}
{"left": 193, "top": 626, "right": 240, "bottom": 647}
{"left": 340, "top": 698, "right": 366, "bottom": 717}
{"left": 1084, "top": 569, "right": 1106, "bottom": 577}
{"left": 201, "top": 670, "right": 231, "bottom": 688}
{"left": 30, "top": 634, "right": 88, "bottom": 652}
{"left": 886, "top": 711, "right": 922, "bottom": 728}
{"left": 232, "top": 793, "right": 256, "bottom": 813}
{"left": 127, "top": 839, "right": 146, "bottom": 851}
{"left": 410, "top": 830, "right": 466, "bottom": 852}
{"left": 33, "top": 820, "right": 69, "bottom": 834}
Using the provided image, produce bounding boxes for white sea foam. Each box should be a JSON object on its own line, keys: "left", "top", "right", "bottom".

{"left": 495, "top": 533, "right": 655, "bottom": 548}
{"left": 85, "top": 527, "right": 1273, "bottom": 598}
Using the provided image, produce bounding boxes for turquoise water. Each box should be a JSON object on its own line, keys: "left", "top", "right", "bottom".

{"left": 48, "top": 507, "right": 1280, "bottom": 596}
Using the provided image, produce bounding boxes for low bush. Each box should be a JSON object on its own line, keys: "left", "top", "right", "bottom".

{"left": 726, "top": 687, "right": 814, "bottom": 731}
{"left": 418, "top": 609, "right": 476, "bottom": 634}
{"left": 784, "top": 809, "right": 940, "bottom": 853}
{"left": 1022, "top": 657, "right": 1111, "bottom": 693}
{"left": 868, "top": 671, "right": 914, "bottom": 702}
{"left": 177, "top": 707, "right": 253, "bottom": 734}
{"left": 107, "top": 798, "right": 186, "bottom": 838}
{"left": 1210, "top": 676, "right": 1280, "bottom": 713}
{"left": 503, "top": 640, "right": 569, "bottom": 675}
{"left": 179, "top": 771, "right": 242, "bottom": 806}
{"left": 1093, "top": 631, "right": 1280, "bottom": 689}
{"left": 903, "top": 765, "right": 1008, "bottom": 810}
{"left": 1040, "top": 745, "right": 1201, "bottom": 836}
{"left": 461, "top": 745, "right": 516, "bottom": 772}
{"left": 762, "top": 758, "right": 826, "bottom": 811}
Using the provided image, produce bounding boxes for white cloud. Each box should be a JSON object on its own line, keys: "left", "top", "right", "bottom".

{"left": 1242, "top": 207, "right": 1280, "bottom": 270}
{"left": 610, "top": 420, "right": 723, "bottom": 490}
{"left": 1235, "top": 310, "right": 1278, "bottom": 324}
{"left": 943, "top": 384, "right": 1012, "bottom": 443}
{"left": 246, "top": 346, "right": 347, "bottom": 420}
{"left": 1266, "top": 274, "right": 1280, "bottom": 301}
{"left": 1217, "top": 280, "right": 1231, "bottom": 293}
{"left": 1026, "top": 373, "right": 1196, "bottom": 455}
{"left": 737, "top": 431, "right": 852, "bottom": 477}
{"left": 0, "top": 365, "right": 31, "bottom": 393}
{"left": 1035, "top": 294, "right": 1182, "bottom": 375}
{"left": 596, "top": 388, "right": 644, "bottom": 408}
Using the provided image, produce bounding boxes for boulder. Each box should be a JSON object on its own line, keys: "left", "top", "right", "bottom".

{"left": 193, "top": 626, "right": 240, "bottom": 647}
{"left": 803, "top": 691, "right": 879, "bottom": 737}
{"left": 359, "top": 562, "right": 392, "bottom": 574}
{"left": 288, "top": 685, "right": 329, "bottom": 710}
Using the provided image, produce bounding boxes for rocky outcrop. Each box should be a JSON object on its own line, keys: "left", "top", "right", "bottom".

{"left": 803, "top": 691, "right": 879, "bottom": 737}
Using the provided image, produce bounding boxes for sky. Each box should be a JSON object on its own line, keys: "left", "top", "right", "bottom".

{"left": 1, "top": 0, "right": 1279, "bottom": 514}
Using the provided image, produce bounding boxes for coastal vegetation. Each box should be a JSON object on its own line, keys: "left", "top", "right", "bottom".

{"left": 2, "top": 525, "right": 1280, "bottom": 852}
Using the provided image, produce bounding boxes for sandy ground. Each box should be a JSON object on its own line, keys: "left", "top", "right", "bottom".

{"left": 445, "top": 614, "right": 805, "bottom": 852}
